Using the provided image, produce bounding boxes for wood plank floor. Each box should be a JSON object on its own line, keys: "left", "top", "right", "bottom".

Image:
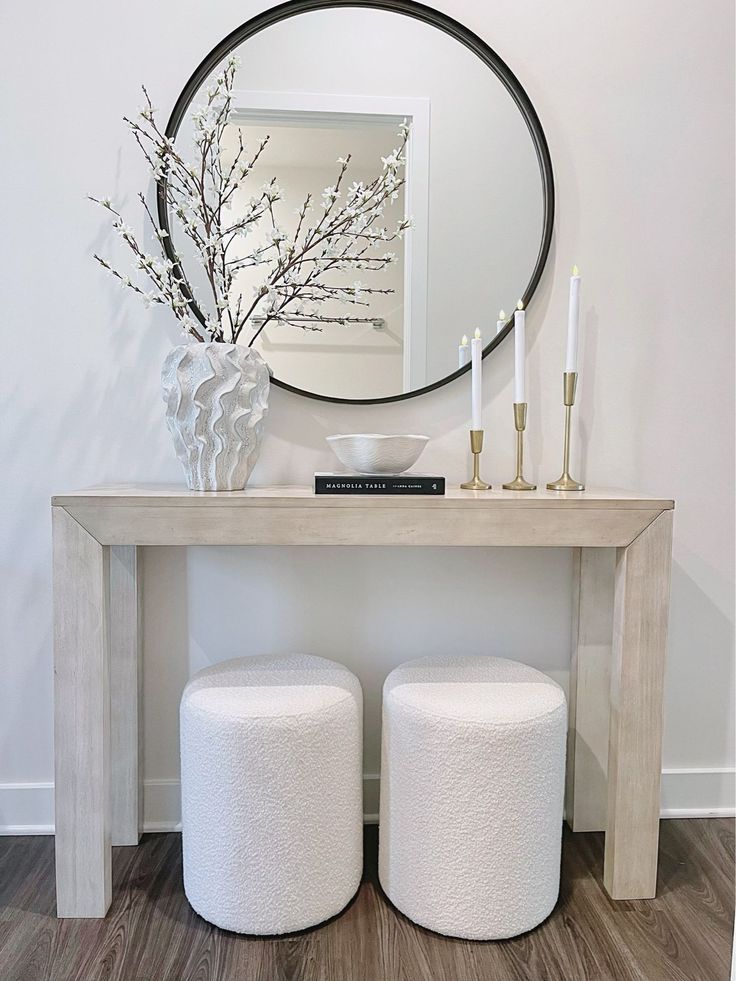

{"left": 0, "top": 820, "right": 732, "bottom": 981}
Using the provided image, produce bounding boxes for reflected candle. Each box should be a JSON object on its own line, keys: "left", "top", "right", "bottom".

{"left": 566, "top": 265, "right": 581, "bottom": 372}
{"left": 514, "top": 301, "right": 526, "bottom": 404}
{"left": 471, "top": 328, "right": 482, "bottom": 429}
{"left": 458, "top": 334, "right": 469, "bottom": 369}
{"left": 496, "top": 309, "right": 506, "bottom": 335}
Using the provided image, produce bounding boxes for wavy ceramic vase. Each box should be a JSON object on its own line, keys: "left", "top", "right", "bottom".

{"left": 161, "top": 342, "right": 269, "bottom": 492}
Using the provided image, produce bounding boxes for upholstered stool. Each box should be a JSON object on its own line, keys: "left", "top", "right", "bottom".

{"left": 378, "top": 655, "right": 566, "bottom": 940}
{"left": 180, "top": 654, "right": 363, "bottom": 934}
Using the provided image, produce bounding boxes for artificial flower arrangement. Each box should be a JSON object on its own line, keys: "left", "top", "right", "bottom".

{"left": 90, "top": 55, "right": 412, "bottom": 346}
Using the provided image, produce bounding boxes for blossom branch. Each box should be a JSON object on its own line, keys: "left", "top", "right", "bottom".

{"left": 90, "top": 59, "right": 412, "bottom": 346}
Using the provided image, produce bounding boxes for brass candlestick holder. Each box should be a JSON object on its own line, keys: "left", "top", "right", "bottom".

{"left": 503, "top": 403, "right": 536, "bottom": 491}
{"left": 460, "top": 430, "right": 491, "bottom": 490}
{"left": 547, "top": 371, "right": 585, "bottom": 491}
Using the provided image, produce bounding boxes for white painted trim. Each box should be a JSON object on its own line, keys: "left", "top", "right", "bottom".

{"left": 229, "top": 89, "right": 431, "bottom": 391}
{"left": 0, "top": 781, "right": 54, "bottom": 835}
{"left": 661, "top": 766, "right": 735, "bottom": 816}
{"left": 230, "top": 90, "right": 427, "bottom": 124}
{"left": 0, "top": 825, "right": 55, "bottom": 836}
{"left": 143, "top": 774, "right": 383, "bottom": 832}
{"left": 0, "top": 768, "right": 732, "bottom": 835}
{"left": 660, "top": 808, "right": 735, "bottom": 819}
{"left": 142, "top": 777, "right": 182, "bottom": 832}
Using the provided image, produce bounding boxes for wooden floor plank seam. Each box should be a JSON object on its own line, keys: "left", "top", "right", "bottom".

{"left": 0, "top": 820, "right": 732, "bottom": 981}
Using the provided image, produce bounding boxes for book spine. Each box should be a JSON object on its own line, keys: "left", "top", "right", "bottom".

{"left": 315, "top": 477, "right": 445, "bottom": 495}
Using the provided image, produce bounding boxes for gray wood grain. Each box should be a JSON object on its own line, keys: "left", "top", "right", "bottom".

{"left": 0, "top": 821, "right": 731, "bottom": 981}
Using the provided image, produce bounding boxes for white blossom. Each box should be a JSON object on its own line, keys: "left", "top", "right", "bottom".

{"left": 91, "top": 68, "right": 412, "bottom": 344}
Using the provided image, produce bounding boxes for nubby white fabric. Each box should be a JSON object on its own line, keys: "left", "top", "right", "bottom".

{"left": 180, "top": 654, "right": 363, "bottom": 934}
{"left": 379, "top": 655, "right": 567, "bottom": 940}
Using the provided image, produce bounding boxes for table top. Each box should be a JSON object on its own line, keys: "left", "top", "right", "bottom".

{"left": 53, "top": 484, "right": 674, "bottom": 511}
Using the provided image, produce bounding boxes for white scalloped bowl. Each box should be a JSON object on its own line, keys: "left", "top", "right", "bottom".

{"left": 326, "top": 434, "right": 430, "bottom": 475}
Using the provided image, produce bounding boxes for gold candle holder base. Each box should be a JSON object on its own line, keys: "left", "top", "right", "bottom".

{"left": 460, "top": 429, "right": 491, "bottom": 490}
{"left": 547, "top": 371, "right": 585, "bottom": 492}
{"left": 547, "top": 473, "right": 585, "bottom": 492}
{"left": 503, "top": 403, "right": 536, "bottom": 491}
{"left": 504, "top": 476, "right": 537, "bottom": 491}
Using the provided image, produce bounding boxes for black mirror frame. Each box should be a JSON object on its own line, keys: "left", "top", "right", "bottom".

{"left": 157, "top": 0, "right": 554, "bottom": 405}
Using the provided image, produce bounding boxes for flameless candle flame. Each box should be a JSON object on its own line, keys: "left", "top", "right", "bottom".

{"left": 499, "top": 309, "right": 506, "bottom": 320}
{"left": 572, "top": 264, "right": 580, "bottom": 276}
{"left": 516, "top": 299, "right": 524, "bottom": 311}
{"left": 461, "top": 334, "right": 468, "bottom": 345}
{"left": 474, "top": 328, "right": 481, "bottom": 340}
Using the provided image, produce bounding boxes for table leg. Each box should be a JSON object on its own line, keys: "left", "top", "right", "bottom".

{"left": 566, "top": 547, "right": 614, "bottom": 832}
{"left": 53, "top": 507, "right": 112, "bottom": 917}
{"left": 110, "top": 546, "right": 142, "bottom": 846}
{"left": 604, "top": 510, "right": 673, "bottom": 899}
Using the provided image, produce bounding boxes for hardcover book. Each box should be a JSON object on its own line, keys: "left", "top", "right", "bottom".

{"left": 314, "top": 473, "right": 445, "bottom": 495}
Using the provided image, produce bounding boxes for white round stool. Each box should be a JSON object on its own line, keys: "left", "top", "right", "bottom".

{"left": 180, "top": 654, "right": 363, "bottom": 934}
{"left": 379, "top": 655, "right": 566, "bottom": 940}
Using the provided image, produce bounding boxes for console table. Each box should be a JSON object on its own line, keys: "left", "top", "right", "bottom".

{"left": 52, "top": 485, "right": 674, "bottom": 917}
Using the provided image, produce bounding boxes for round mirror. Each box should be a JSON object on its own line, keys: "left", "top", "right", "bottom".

{"left": 159, "top": 0, "right": 554, "bottom": 403}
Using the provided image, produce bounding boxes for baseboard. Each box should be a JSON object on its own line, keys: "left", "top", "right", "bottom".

{"left": 142, "top": 775, "right": 382, "bottom": 832}
{"left": 0, "top": 824, "right": 55, "bottom": 836}
{"left": 0, "top": 768, "right": 733, "bottom": 835}
{"left": 0, "top": 776, "right": 384, "bottom": 835}
{"left": 0, "top": 782, "right": 54, "bottom": 835}
{"left": 142, "top": 778, "right": 182, "bottom": 831}
{"left": 660, "top": 767, "right": 735, "bottom": 818}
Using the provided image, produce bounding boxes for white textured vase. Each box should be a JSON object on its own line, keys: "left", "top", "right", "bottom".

{"left": 161, "top": 342, "right": 269, "bottom": 492}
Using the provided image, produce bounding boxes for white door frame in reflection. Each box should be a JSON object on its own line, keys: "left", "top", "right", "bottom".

{"left": 229, "top": 90, "right": 430, "bottom": 391}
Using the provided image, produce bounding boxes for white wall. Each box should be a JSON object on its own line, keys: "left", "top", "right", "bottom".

{"left": 0, "top": 0, "right": 733, "bottom": 832}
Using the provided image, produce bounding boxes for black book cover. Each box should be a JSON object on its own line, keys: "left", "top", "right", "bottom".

{"left": 314, "top": 473, "right": 445, "bottom": 495}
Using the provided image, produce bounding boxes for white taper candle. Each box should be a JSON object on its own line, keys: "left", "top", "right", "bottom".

{"left": 471, "top": 328, "right": 482, "bottom": 429}
{"left": 496, "top": 309, "right": 506, "bottom": 335}
{"left": 514, "top": 301, "right": 526, "bottom": 403}
{"left": 458, "top": 334, "right": 469, "bottom": 369}
{"left": 566, "top": 265, "right": 581, "bottom": 372}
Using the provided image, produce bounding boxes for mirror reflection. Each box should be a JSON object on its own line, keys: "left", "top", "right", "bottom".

{"left": 171, "top": 6, "right": 548, "bottom": 401}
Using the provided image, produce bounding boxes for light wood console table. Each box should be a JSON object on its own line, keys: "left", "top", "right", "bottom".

{"left": 52, "top": 485, "right": 674, "bottom": 917}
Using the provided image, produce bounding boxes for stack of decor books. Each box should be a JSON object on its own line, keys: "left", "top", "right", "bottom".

{"left": 314, "top": 473, "right": 445, "bottom": 495}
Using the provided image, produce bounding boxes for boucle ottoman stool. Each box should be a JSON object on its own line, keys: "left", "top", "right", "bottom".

{"left": 180, "top": 654, "right": 363, "bottom": 934}
{"left": 378, "top": 654, "right": 566, "bottom": 940}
